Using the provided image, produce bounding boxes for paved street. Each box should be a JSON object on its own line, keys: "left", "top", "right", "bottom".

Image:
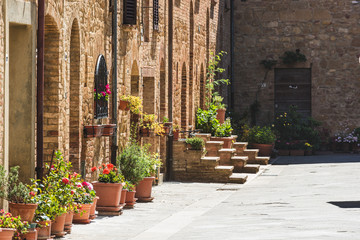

{"left": 65, "top": 154, "right": 360, "bottom": 240}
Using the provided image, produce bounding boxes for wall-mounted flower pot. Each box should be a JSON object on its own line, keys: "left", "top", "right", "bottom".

{"left": 216, "top": 108, "right": 226, "bottom": 124}
{"left": 119, "top": 100, "right": 130, "bottom": 111}
{"left": 84, "top": 125, "right": 104, "bottom": 138}
{"left": 102, "top": 124, "right": 116, "bottom": 136}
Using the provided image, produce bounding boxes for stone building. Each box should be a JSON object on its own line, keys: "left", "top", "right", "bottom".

{"left": 0, "top": 0, "right": 230, "bottom": 181}
{"left": 232, "top": 0, "right": 360, "bottom": 133}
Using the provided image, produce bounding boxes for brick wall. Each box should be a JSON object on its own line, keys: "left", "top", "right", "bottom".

{"left": 233, "top": 0, "right": 360, "bottom": 133}
{"left": 0, "top": 1, "right": 4, "bottom": 165}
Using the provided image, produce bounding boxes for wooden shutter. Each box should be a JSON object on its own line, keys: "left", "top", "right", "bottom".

{"left": 153, "top": 0, "right": 159, "bottom": 31}
{"left": 124, "top": 0, "right": 137, "bottom": 25}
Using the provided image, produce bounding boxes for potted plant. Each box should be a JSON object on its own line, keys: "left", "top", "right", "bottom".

{"left": 140, "top": 114, "right": 165, "bottom": 137}
{"left": 119, "top": 95, "right": 130, "bottom": 111}
{"left": 0, "top": 166, "right": 38, "bottom": 224}
{"left": 212, "top": 96, "right": 226, "bottom": 124}
{"left": 124, "top": 182, "right": 136, "bottom": 209}
{"left": 91, "top": 163, "right": 124, "bottom": 214}
{"left": 122, "top": 95, "right": 142, "bottom": 115}
{"left": 83, "top": 125, "right": 104, "bottom": 138}
{"left": 304, "top": 142, "right": 313, "bottom": 156}
{"left": 289, "top": 140, "right": 305, "bottom": 156}
{"left": 210, "top": 119, "right": 234, "bottom": 148}
{"left": 173, "top": 124, "right": 181, "bottom": 141}
{"left": 72, "top": 181, "right": 96, "bottom": 224}
{"left": 102, "top": 124, "right": 117, "bottom": 136}
{"left": 185, "top": 137, "right": 205, "bottom": 150}
{"left": 275, "top": 140, "right": 290, "bottom": 156}
{"left": 0, "top": 209, "right": 29, "bottom": 240}
{"left": 246, "top": 125, "right": 276, "bottom": 156}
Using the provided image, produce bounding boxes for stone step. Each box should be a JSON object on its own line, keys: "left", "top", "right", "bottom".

{"left": 241, "top": 164, "right": 260, "bottom": 174}
{"left": 248, "top": 156, "right": 270, "bottom": 165}
{"left": 201, "top": 156, "right": 220, "bottom": 167}
{"left": 195, "top": 133, "right": 212, "bottom": 143}
{"left": 229, "top": 173, "right": 248, "bottom": 184}
{"left": 230, "top": 156, "right": 248, "bottom": 172}
{"left": 237, "top": 149, "right": 259, "bottom": 161}
{"left": 219, "top": 148, "right": 237, "bottom": 165}
{"left": 233, "top": 142, "right": 248, "bottom": 153}
{"left": 205, "top": 141, "right": 224, "bottom": 156}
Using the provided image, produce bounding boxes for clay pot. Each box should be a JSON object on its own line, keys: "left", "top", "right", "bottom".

{"left": 9, "top": 202, "right": 37, "bottom": 223}
{"left": 210, "top": 136, "right": 234, "bottom": 148}
{"left": 120, "top": 189, "right": 127, "bottom": 205}
{"left": 102, "top": 124, "right": 116, "bottom": 136}
{"left": 173, "top": 130, "right": 180, "bottom": 141}
{"left": 51, "top": 213, "right": 66, "bottom": 237}
{"left": 119, "top": 100, "right": 130, "bottom": 111}
{"left": 0, "top": 228, "right": 15, "bottom": 240}
{"left": 125, "top": 191, "right": 137, "bottom": 208}
{"left": 89, "top": 197, "right": 99, "bottom": 220}
{"left": 135, "top": 177, "right": 155, "bottom": 202}
{"left": 64, "top": 211, "right": 74, "bottom": 234}
{"left": 36, "top": 220, "right": 51, "bottom": 239}
{"left": 21, "top": 229, "right": 37, "bottom": 240}
{"left": 84, "top": 125, "right": 104, "bottom": 138}
{"left": 92, "top": 182, "right": 123, "bottom": 207}
{"left": 216, "top": 108, "right": 226, "bottom": 124}
{"left": 73, "top": 204, "right": 92, "bottom": 224}
{"left": 252, "top": 143, "right": 273, "bottom": 156}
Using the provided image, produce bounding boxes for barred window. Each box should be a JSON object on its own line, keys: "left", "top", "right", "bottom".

{"left": 94, "top": 55, "right": 109, "bottom": 119}
{"left": 124, "top": 0, "right": 137, "bottom": 25}
{"left": 153, "top": 0, "right": 159, "bottom": 31}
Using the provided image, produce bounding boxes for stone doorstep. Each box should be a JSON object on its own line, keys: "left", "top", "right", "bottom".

{"left": 230, "top": 156, "right": 248, "bottom": 170}
{"left": 194, "top": 133, "right": 212, "bottom": 143}
{"left": 233, "top": 142, "right": 248, "bottom": 150}
{"left": 229, "top": 173, "right": 248, "bottom": 184}
{"left": 215, "top": 165, "right": 234, "bottom": 172}
{"left": 201, "top": 156, "right": 220, "bottom": 166}
{"left": 248, "top": 156, "right": 270, "bottom": 165}
{"left": 237, "top": 149, "right": 259, "bottom": 161}
{"left": 241, "top": 164, "right": 260, "bottom": 174}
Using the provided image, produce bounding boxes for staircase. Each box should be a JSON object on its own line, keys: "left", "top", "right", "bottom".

{"left": 172, "top": 133, "right": 270, "bottom": 184}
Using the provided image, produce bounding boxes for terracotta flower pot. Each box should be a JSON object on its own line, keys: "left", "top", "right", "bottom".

{"left": 252, "top": 143, "right": 273, "bottom": 156}
{"left": 64, "top": 211, "right": 74, "bottom": 234}
{"left": 92, "top": 182, "right": 123, "bottom": 207}
{"left": 0, "top": 228, "right": 15, "bottom": 240}
{"left": 210, "top": 136, "right": 234, "bottom": 148}
{"left": 135, "top": 177, "right": 155, "bottom": 202}
{"left": 173, "top": 130, "right": 180, "bottom": 141}
{"left": 36, "top": 220, "right": 51, "bottom": 239}
{"left": 102, "top": 124, "right": 116, "bottom": 136}
{"left": 84, "top": 125, "right": 104, "bottom": 138}
{"left": 89, "top": 196, "right": 99, "bottom": 220}
{"left": 9, "top": 202, "right": 37, "bottom": 223}
{"left": 120, "top": 189, "right": 127, "bottom": 205}
{"left": 119, "top": 100, "right": 130, "bottom": 111}
{"left": 73, "top": 204, "right": 92, "bottom": 224}
{"left": 51, "top": 213, "right": 66, "bottom": 237}
{"left": 216, "top": 108, "right": 226, "bottom": 124}
{"left": 125, "top": 191, "right": 137, "bottom": 208}
{"left": 21, "top": 229, "right": 37, "bottom": 240}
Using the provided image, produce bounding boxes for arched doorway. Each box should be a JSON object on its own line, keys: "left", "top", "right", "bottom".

{"left": 44, "top": 15, "right": 60, "bottom": 164}
{"left": 131, "top": 61, "right": 140, "bottom": 96}
{"left": 69, "top": 19, "right": 81, "bottom": 171}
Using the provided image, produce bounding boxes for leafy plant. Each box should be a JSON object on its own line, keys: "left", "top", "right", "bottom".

{"left": 185, "top": 137, "right": 205, "bottom": 150}
{"left": 244, "top": 125, "right": 276, "bottom": 144}
{"left": 92, "top": 163, "right": 122, "bottom": 183}
{"left": 212, "top": 96, "right": 226, "bottom": 110}
{"left": 162, "top": 117, "right": 169, "bottom": 123}
{"left": 94, "top": 84, "right": 111, "bottom": 101}
{"left": 214, "top": 119, "right": 233, "bottom": 137}
{"left": 280, "top": 49, "right": 307, "bottom": 65}
{"left": 196, "top": 106, "right": 219, "bottom": 134}
{"left": 0, "top": 209, "right": 29, "bottom": 239}
{"left": 120, "top": 95, "right": 143, "bottom": 114}
{"left": 141, "top": 114, "right": 165, "bottom": 136}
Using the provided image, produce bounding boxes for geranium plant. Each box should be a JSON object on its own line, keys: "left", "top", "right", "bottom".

{"left": 94, "top": 84, "right": 111, "bottom": 101}
{"left": 92, "top": 163, "right": 123, "bottom": 183}
{"left": 0, "top": 209, "right": 29, "bottom": 240}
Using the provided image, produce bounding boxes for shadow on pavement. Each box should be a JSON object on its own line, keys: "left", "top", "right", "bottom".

{"left": 328, "top": 201, "right": 360, "bottom": 208}
{"left": 273, "top": 154, "right": 360, "bottom": 165}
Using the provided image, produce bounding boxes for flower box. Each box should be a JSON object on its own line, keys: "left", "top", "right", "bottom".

{"left": 102, "top": 124, "right": 117, "bottom": 136}
{"left": 84, "top": 125, "right": 104, "bottom": 138}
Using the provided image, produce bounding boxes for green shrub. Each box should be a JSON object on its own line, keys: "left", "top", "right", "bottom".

{"left": 185, "top": 137, "right": 205, "bottom": 150}
{"left": 246, "top": 125, "right": 276, "bottom": 144}
{"left": 214, "top": 119, "right": 233, "bottom": 137}
{"left": 196, "top": 106, "right": 219, "bottom": 134}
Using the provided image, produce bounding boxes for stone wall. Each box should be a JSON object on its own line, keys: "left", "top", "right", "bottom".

{"left": 0, "top": 1, "right": 4, "bottom": 165}
{"left": 233, "top": 0, "right": 360, "bottom": 133}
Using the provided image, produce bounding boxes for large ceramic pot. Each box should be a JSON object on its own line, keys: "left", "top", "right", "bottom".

{"left": 89, "top": 197, "right": 99, "bottom": 220}
{"left": 36, "top": 220, "right": 51, "bottom": 240}
{"left": 64, "top": 211, "right": 74, "bottom": 234}
{"left": 210, "top": 136, "right": 234, "bottom": 148}
{"left": 9, "top": 203, "right": 37, "bottom": 223}
{"left": 73, "top": 204, "right": 92, "bottom": 224}
{"left": 125, "top": 191, "right": 137, "bottom": 208}
{"left": 252, "top": 143, "right": 273, "bottom": 156}
{"left": 120, "top": 189, "right": 127, "bottom": 205}
{"left": 0, "top": 228, "right": 15, "bottom": 240}
{"left": 51, "top": 213, "right": 66, "bottom": 237}
{"left": 92, "top": 182, "right": 123, "bottom": 208}
{"left": 216, "top": 108, "right": 226, "bottom": 124}
{"left": 135, "top": 177, "right": 155, "bottom": 202}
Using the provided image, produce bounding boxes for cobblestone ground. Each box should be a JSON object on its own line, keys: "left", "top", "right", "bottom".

{"left": 64, "top": 154, "right": 360, "bottom": 240}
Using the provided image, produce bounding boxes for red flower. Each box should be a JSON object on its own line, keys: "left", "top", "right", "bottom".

{"left": 103, "top": 168, "right": 110, "bottom": 175}
{"left": 50, "top": 165, "right": 55, "bottom": 171}
{"left": 62, "top": 178, "right": 69, "bottom": 185}
{"left": 29, "top": 192, "right": 36, "bottom": 197}
{"left": 107, "top": 163, "right": 114, "bottom": 169}
{"left": 91, "top": 167, "right": 97, "bottom": 172}
{"left": 71, "top": 190, "right": 75, "bottom": 195}
{"left": 114, "top": 167, "right": 117, "bottom": 171}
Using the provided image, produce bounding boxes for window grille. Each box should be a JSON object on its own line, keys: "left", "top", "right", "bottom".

{"left": 94, "top": 54, "right": 108, "bottom": 119}
{"left": 124, "top": 0, "right": 137, "bottom": 25}
{"left": 153, "top": 0, "right": 159, "bottom": 31}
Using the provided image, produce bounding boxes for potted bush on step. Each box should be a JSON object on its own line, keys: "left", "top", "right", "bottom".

{"left": 247, "top": 126, "right": 276, "bottom": 156}
{"left": 210, "top": 119, "right": 234, "bottom": 148}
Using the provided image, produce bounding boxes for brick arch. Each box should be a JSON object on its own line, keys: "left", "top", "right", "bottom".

{"left": 181, "top": 63, "right": 187, "bottom": 130}
{"left": 131, "top": 60, "right": 140, "bottom": 96}
{"left": 69, "top": 19, "right": 81, "bottom": 171}
{"left": 200, "top": 63, "right": 205, "bottom": 109}
{"left": 44, "top": 15, "right": 60, "bottom": 163}
{"left": 189, "top": 1, "right": 194, "bottom": 126}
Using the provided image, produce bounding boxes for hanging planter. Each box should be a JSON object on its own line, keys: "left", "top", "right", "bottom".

{"left": 84, "top": 125, "right": 104, "bottom": 138}
{"left": 102, "top": 124, "right": 116, "bottom": 136}
{"left": 119, "top": 99, "right": 130, "bottom": 111}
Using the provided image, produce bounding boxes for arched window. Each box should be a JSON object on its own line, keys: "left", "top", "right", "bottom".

{"left": 94, "top": 54, "right": 109, "bottom": 119}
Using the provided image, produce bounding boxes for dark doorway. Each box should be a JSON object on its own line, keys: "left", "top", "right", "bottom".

{"left": 274, "top": 68, "right": 311, "bottom": 118}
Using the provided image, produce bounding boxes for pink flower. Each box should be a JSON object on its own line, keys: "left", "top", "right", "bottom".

{"left": 62, "top": 178, "right": 69, "bottom": 185}
{"left": 94, "top": 88, "right": 96, "bottom": 92}
{"left": 76, "top": 182, "right": 82, "bottom": 188}
{"left": 105, "top": 84, "right": 110, "bottom": 89}
{"left": 101, "top": 91, "right": 106, "bottom": 96}
{"left": 106, "top": 89, "right": 111, "bottom": 95}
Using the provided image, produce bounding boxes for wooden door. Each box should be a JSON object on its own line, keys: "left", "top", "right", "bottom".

{"left": 274, "top": 68, "right": 311, "bottom": 118}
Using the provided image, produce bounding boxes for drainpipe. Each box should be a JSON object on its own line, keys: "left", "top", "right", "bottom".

{"left": 36, "top": 0, "right": 45, "bottom": 180}
{"left": 166, "top": 0, "right": 173, "bottom": 181}
{"left": 229, "top": 0, "right": 234, "bottom": 110}
{"left": 111, "top": 0, "right": 118, "bottom": 165}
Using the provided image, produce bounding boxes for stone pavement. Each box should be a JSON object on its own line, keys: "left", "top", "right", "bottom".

{"left": 64, "top": 154, "right": 360, "bottom": 240}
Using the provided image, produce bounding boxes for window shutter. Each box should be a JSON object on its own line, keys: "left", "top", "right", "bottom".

{"left": 153, "top": 0, "right": 159, "bottom": 31}
{"left": 124, "top": 0, "right": 137, "bottom": 25}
